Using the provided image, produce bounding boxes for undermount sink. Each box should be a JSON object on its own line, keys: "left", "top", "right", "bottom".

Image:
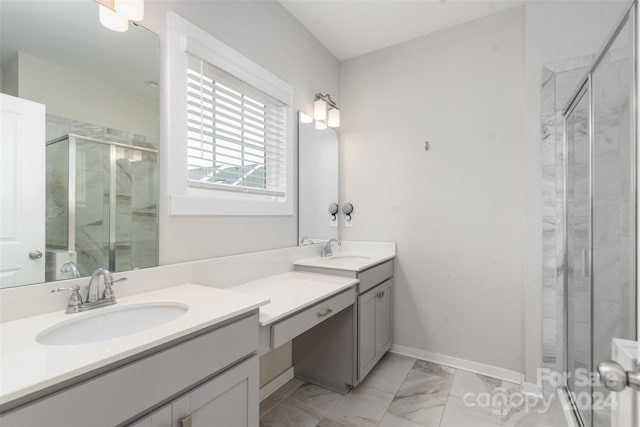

{"left": 327, "top": 255, "right": 371, "bottom": 262}
{"left": 36, "top": 302, "right": 189, "bottom": 346}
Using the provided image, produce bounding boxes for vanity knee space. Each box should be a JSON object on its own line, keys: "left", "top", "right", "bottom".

{"left": 294, "top": 258, "right": 395, "bottom": 385}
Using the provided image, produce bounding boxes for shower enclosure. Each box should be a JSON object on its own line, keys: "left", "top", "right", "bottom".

{"left": 563, "top": 4, "right": 637, "bottom": 426}
{"left": 46, "top": 134, "right": 158, "bottom": 279}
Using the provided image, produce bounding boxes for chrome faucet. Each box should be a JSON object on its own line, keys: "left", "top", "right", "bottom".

{"left": 60, "top": 261, "right": 81, "bottom": 278}
{"left": 51, "top": 268, "right": 127, "bottom": 313}
{"left": 321, "top": 238, "right": 341, "bottom": 257}
{"left": 87, "top": 268, "right": 111, "bottom": 303}
{"left": 300, "top": 236, "right": 315, "bottom": 245}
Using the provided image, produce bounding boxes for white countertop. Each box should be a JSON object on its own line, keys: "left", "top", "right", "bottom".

{"left": 228, "top": 272, "right": 359, "bottom": 326}
{"left": 0, "top": 284, "right": 269, "bottom": 407}
{"left": 294, "top": 241, "right": 396, "bottom": 272}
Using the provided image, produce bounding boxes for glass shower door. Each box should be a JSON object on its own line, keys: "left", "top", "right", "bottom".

{"left": 564, "top": 11, "right": 636, "bottom": 427}
{"left": 565, "top": 83, "right": 592, "bottom": 426}
{"left": 591, "top": 13, "right": 636, "bottom": 427}
{"left": 73, "top": 136, "right": 112, "bottom": 276}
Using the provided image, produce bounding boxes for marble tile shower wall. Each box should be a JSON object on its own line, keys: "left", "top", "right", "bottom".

{"left": 45, "top": 114, "right": 158, "bottom": 277}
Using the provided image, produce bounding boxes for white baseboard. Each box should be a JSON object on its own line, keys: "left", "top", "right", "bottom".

{"left": 259, "top": 367, "right": 295, "bottom": 402}
{"left": 521, "top": 381, "right": 543, "bottom": 397}
{"left": 390, "top": 344, "right": 524, "bottom": 385}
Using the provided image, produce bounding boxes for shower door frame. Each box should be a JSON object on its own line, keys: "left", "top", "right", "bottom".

{"left": 563, "top": 77, "right": 593, "bottom": 427}
{"left": 561, "top": 2, "right": 638, "bottom": 426}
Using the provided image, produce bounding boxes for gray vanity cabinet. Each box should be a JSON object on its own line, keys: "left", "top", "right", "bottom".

{"left": 358, "top": 278, "right": 393, "bottom": 381}
{"left": 129, "top": 405, "right": 172, "bottom": 427}
{"left": 129, "top": 356, "right": 258, "bottom": 427}
{"left": 170, "top": 355, "right": 258, "bottom": 427}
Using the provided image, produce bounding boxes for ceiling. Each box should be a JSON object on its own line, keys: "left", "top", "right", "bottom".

{"left": 279, "top": 0, "right": 523, "bottom": 61}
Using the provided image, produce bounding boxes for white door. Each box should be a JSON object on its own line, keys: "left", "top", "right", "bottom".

{"left": 0, "top": 94, "right": 45, "bottom": 287}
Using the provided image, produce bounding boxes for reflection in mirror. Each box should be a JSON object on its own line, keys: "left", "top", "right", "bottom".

{"left": 298, "top": 112, "right": 339, "bottom": 245}
{"left": 0, "top": 0, "right": 159, "bottom": 288}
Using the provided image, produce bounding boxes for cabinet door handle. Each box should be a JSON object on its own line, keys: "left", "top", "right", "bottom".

{"left": 317, "top": 308, "right": 333, "bottom": 318}
{"left": 179, "top": 416, "right": 192, "bottom": 427}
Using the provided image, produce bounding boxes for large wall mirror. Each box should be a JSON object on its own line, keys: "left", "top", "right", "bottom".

{"left": 0, "top": 0, "right": 159, "bottom": 288}
{"left": 298, "top": 113, "right": 339, "bottom": 245}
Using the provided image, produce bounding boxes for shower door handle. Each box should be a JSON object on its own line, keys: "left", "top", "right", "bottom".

{"left": 597, "top": 360, "right": 640, "bottom": 392}
{"left": 582, "top": 249, "right": 590, "bottom": 278}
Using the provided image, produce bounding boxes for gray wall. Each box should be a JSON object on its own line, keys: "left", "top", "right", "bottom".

{"left": 340, "top": 7, "right": 527, "bottom": 373}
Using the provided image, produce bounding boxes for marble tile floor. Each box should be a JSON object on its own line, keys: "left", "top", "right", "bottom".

{"left": 260, "top": 353, "right": 567, "bottom": 427}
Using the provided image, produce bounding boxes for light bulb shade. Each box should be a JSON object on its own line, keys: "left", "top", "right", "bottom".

{"left": 315, "top": 120, "right": 327, "bottom": 130}
{"left": 314, "top": 99, "right": 327, "bottom": 121}
{"left": 327, "top": 108, "right": 340, "bottom": 128}
{"left": 299, "top": 112, "right": 313, "bottom": 124}
{"left": 99, "top": 5, "right": 129, "bottom": 32}
{"left": 114, "top": 0, "right": 144, "bottom": 21}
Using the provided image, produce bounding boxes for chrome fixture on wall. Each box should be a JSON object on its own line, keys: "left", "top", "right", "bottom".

{"left": 329, "top": 203, "right": 339, "bottom": 221}
{"left": 342, "top": 202, "right": 354, "bottom": 228}
{"left": 342, "top": 202, "right": 354, "bottom": 222}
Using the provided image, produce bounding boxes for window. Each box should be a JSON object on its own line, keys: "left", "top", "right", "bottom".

{"left": 168, "top": 13, "right": 293, "bottom": 215}
{"left": 186, "top": 54, "right": 286, "bottom": 197}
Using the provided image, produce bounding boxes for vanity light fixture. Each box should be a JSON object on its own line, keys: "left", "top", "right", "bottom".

{"left": 99, "top": 4, "right": 129, "bottom": 32}
{"left": 327, "top": 107, "right": 340, "bottom": 128}
{"left": 315, "top": 120, "right": 328, "bottom": 130}
{"left": 115, "top": 0, "right": 144, "bottom": 22}
{"left": 97, "top": 0, "right": 144, "bottom": 33}
{"left": 313, "top": 93, "right": 340, "bottom": 128}
{"left": 314, "top": 98, "right": 327, "bottom": 121}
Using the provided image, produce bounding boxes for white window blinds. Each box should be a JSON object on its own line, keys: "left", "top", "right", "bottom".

{"left": 186, "top": 53, "right": 287, "bottom": 197}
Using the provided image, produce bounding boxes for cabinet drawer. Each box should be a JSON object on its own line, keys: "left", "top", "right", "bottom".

{"left": 358, "top": 260, "right": 394, "bottom": 294}
{"left": 271, "top": 288, "right": 355, "bottom": 348}
{"left": 1, "top": 313, "right": 259, "bottom": 427}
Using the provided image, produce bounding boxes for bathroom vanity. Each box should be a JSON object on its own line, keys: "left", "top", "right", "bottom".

{"left": 293, "top": 241, "right": 396, "bottom": 383}
{"left": 0, "top": 285, "right": 268, "bottom": 427}
{"left": 0, "top": 242, "right": 396, "bottom": 426}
